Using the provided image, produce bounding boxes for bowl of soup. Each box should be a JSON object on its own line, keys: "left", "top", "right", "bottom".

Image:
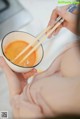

{"left": 1, "top": 31, "right": 44, "bottom": 72}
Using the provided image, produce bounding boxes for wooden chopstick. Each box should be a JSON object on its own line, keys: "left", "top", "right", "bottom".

{"left": 12, "top": 26, "right": 52, "bottom": 62}
{"left": 13, "top": 18, "right": 61, "bottom": 63}
{"left": 19, "top": 18, "right": 64, "bottom": 65}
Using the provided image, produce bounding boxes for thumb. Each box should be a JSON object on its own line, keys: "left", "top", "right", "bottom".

{"left": 57, "top": 7, "right": 76, "bottom": 23}
{"left": 22, "top": 68, "right": 37, "bottom": 79}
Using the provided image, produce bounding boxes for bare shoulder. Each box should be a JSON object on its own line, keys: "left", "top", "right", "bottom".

{"left": 60, "top": 44, "right": 80, "bottom": 78}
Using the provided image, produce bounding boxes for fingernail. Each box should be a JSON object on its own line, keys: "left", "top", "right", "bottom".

{"left": 33, "top": 68, "right": 37, "bottom": 72}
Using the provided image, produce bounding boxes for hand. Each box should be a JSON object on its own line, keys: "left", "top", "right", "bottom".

{"left": 0, "top": 56, "right": 37, "bottom": 98}
{"left": 48, "top": 5, "right": 78, "bottom": 37}
{"left": 0, "top": 57, "right": 44, "bottom": 118}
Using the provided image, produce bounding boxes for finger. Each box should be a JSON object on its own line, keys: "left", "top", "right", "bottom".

{"left": 48, "top": 8, "right": 58, "bottom": 27}
{"left": 0, "top": 56, "right": 21, "bottom": 97}
{"left": 62, "top": 21, "right": 68, "bottom": 27}
{"left": 53, "top": 24, "right": 63, "bottom": 35}
{"left": 47, "top": 8, "right": 58, "bottom": 38}
{"left": 49, "top": 24, "right": 63, "bottom": 37}
{"left": 58, "top": 5, "right": 69, "bottom": 11}
{"left": 57, "top": 7, "right": 77, "bottom": 23}
{"left": 48, "top": 7, "right": 66, "bottom": 38}
{"left": 48, "top": 5, "right": 68, "bottom": 27}
{"left": 22, "top": 69, "right": 37, "bottom": 79}
{"left": 48, "top": 29, "right": 56, "bottom": 38}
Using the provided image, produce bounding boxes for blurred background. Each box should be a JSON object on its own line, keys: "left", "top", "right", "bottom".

{"left": 0, "top": 0, "right": 32, "bottom": 39}
{"left": 0, "top": 0, "right": 57, "bottom": 39}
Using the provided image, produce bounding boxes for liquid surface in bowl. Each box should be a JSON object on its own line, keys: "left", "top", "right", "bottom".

{"left": 4, "top": 40, "right": 36, "bottom": 67}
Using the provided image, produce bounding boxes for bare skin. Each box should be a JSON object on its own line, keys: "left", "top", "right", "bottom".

{"left": 0, "top": 42, "right": 80, "bottom": 118}
{"left": 48, "top": 6, "right": 78, "bottom": 36}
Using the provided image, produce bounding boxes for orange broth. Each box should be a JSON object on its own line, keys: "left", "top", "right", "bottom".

{"left": 4, "top": 40, "right": 36, "bottom": 67}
